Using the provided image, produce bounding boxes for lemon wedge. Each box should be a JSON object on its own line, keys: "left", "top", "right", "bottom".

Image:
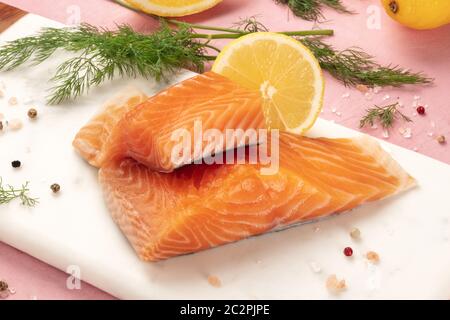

{"left": 212, "top": 32, "right": 324, "bottom": 134}
{"left": 123, "top": 0, "right": 222, "bottom": 17}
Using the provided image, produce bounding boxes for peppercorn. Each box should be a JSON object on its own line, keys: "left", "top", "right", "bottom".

{"left": 11, "top": 160, "right": 21, "bottom": 168}
{"left": 416, "top": 106, "right": 426, "bottom": 115}
{"left": 343, "top": 247, "right": 353, "bottom": 257}
{"left": 0, "top": 280, "right": 8, "bottom": 292}
{"left": 27, "top": 108, "right": 38, "bottom": 119}
{"left": 50, "top": 183, "right": 60, "bottom": 193}
{"left": 437, "top": 135, "right": 446, "bottom": 144}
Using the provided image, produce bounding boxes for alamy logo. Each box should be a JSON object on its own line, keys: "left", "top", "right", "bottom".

{"left": 170, "top": 121, "right": 280, "bottom": 175}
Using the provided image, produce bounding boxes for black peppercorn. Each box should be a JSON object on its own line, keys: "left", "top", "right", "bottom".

{"left": 11, "top": 160, "right": 21, "bottom": 168}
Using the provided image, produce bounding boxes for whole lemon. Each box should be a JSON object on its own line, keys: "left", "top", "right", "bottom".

{"left": 381, "top": 0, "right": 450, "bottom": 30}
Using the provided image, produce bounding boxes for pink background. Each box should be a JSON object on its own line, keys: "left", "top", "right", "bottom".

{"left": 1, "top": 0, "right": 449, "bottom": 299}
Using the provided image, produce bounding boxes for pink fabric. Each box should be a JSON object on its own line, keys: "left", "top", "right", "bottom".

{"left": 1, "top": 0, "right": 449, "bottom": 300}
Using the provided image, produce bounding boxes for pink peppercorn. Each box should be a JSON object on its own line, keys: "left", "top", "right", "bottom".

{"left": 343, "top": 247, "right": 353, "bottom": 257}
{"left": 416, "top": 106, "right": 426, "bottom": 115}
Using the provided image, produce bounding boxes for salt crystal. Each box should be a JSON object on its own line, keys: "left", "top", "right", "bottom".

{"left": 398, "top": 101, "right": 404, "bottom": 108}
{"left": 402, "top": 127, "right": 412, "bottom": 139}
{"left": 412, "top": 112, "right": 418, "bottom": 117}
{"left": 336, "top": 112, "right": 342, "bottom": 117}
{"left": 326, "top": 275, "right": 346, "bottom": 293}
{"left": 413, "top": 147, "right": 419, "bottom": 152}
{"left": 8, "top": 97, "right": 18, "bottom": 105}
{"left": 382, "top": 94, "right": 390, "bottom": 101}
{"left": 365, "top": 92, "right": 373, "bottom": 101}
{"left": 382, "top": 129, "right": 389, "bottom": 139}
{"left": 398, "top": 127, "right": 405, "bottom": 135}
{"left": 371, "top": 124, "right": 378, "bottom": 130}
{"left": 331, "top": 107, "right": 337, "bottom": 113}
{"left": 356, "top": 84, "right": 369, "bottom": 93}
{"left": 207, "top": 275, "right": 222, "bottom": 288}
{"left": 8, "top": 118, "right": 23, "bottom": 130}
{"left": 341, "top": 92, "right": 350, "bottom": 98}
{"left": 308, "top": 261, "right": 322, "bottom": 273}
{"left": 23, "top": 96, "right": 34, "bottom": 104}
{"left": 8, "top": 288, "right": 16, "bottom": 295}
{"left": 427, "top": 132, "right": 434, "bottom": 137}
{"left": 414, "top": 95, "right": 421, "bottom": 100}
{"left": 313, "top": 226, "right": 320, "bottom": 233}
{"left": 373, "top": 86, "right": 381, "bottom": 94}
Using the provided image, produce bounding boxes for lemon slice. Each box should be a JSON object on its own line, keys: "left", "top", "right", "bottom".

{"left": 212, "top": 32, "right": 324, "bottom": 134}
{"left": 122, "top": 0, "right": 222, "bottom": 17}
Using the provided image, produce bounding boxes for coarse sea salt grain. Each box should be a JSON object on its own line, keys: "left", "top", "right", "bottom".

{"left": 427, "top": 132, "right": 434, "bottom": 137}
{"left": 382, "top": 95, "right": 390, "bottom": 101}
{"left": 8, "top": 97, "right": 18, "bottom": 105}
{"left": 336, "top": 112, "right": 342, "bottom": 117}
{"left": 308, "top": 261, "right": 322, "bottom": 273}
{"left": 401, "top": 127, "right": 412, "bottom": 139}
{"left": 342, "top": 93, "right": 350, "bottom": 99}
{"left": 23, "top": 96, "right": 34, "bottom": 104}
{"left": 331, "top": 107, "right": 337, "bottom": 113}
{"left": 413, "top": 147, "right": 419, "bottom": 152}
{"left": 414, "top": 95, "right": 421, "bottom": 100}
{"left": 382, "top": 129, "right": 389, "bottom": 139}
{"left": 8, "top": 118, "right": 23, "bottom": 130}
{"left": 373, "top": 86, "right": 381, "bottom": 94}
{"left": 371, "top": 124, "right": 378, "bottom": 130}
{"left": 365, "top": 92, "right": 373, "bottom": 101}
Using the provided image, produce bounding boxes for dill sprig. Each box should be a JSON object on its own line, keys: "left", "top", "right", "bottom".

{"left": 0, "top": 178, "right": 38, "bottom": 207}
{"left": 0, "top": 22, "right": 210, "bottom": 104}
{"left": 300, "top": 38, "right": 432, "bottom": 87}
{"left": 276, "top": 0, "right": 352, "bottom": 21}
{"left": 360, "top": 102, "right": 412, "bottom": 129}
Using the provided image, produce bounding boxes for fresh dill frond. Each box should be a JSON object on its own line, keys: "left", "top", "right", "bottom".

{"left": 359, "top": 102, "right": 412, "bottom": 129}
{"left": 0, "top": 22, "right": 209, "bottom": 104}
{"left": 276, "top": 0, "right": 352, "bottom": 21}
{"left": 300, "top": 37, "right": 432, "bottom": 87}
{"left": 0, "top": 178, "right": 38, "bottom": 207}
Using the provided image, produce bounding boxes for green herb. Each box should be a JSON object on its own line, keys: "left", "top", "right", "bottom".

{"left": 275, "top": 0, "right": 352, "bottom": 21}
{"left": 300, "top": 38, "right": 432, "bottom": 87}
{"left": 359, "top": 102, "right": 412, "bottom": 129}
{"left": 0, "top": 178, "right": 38, "bottom": 207}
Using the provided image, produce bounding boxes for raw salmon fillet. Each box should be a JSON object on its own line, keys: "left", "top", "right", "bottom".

{"left": 94, "top": 72, "right": 264, "bottom": 172}
{"left": 99, "top": 133, "right": 415, "bottom": 261}
{"left": 73, "top": 72, "right": 415, "bottom": 262}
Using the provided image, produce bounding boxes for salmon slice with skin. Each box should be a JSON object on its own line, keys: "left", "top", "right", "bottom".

{"left": 98, "top": 132, "right": 415, "bottom": 262}
{"left": 95, "top": 72, "right": 265, "bottom": 172}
